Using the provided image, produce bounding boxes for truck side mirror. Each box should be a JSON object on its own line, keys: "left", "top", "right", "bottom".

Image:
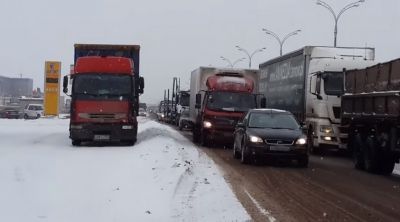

{"left": 195, "top": 93, "right": 201, "bottom": 109}
{"left": 63, "top": 76, "right": 68, "bottom": 94}
{"left": 260, "top": 97, "right": 267, "bottom": 108}
{"left": 138, "top": 77, "right": 144, "bottom": 94}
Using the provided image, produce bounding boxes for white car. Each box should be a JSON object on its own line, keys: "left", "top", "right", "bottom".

{"left": 24, "top": 104, "right": 44, "bottom": 119}
{"left": 138, "top": 108, "right": 147, "bottom": 116}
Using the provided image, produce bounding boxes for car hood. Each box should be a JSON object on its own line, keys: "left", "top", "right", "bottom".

{"left": 247, "top": 127, "right": 303, "bottom": 140}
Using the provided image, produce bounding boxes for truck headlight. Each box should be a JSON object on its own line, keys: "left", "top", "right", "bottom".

{"left": 296, "top": 137, "right": 307, "bottom": 145}
{"left": 161, "top": 114, "right": 165, "bottom": 118}
{"left": 203, "top": 121, "right": 212, "bottom": 128}
{"left": 320, "top": 125, "right": 334, "bottom": 134}
{"left": 249, "top": 135, "right": 263, "bottom": 143}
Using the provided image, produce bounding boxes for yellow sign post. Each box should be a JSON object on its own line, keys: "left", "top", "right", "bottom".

{"left": 44, "top": 61, "right": 61, "bottom": 116}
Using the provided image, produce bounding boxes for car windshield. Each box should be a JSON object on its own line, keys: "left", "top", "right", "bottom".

{"left": 73, "top": 74, "right": 132, "bottom": 100}
{"left": 30, "top": 106, "right": 43, "bottom": 110}
{"left": 323, "top": 72, "right": 343, "bottom": 96}
{"left": 248, "top": 112, "right": 300, "bottom": 129}
{"left": 206, "top": 92, "right": 256, "bottom": 112}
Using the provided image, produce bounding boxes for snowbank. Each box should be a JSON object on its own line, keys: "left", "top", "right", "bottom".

{"left": 0, "top": 118, "right": 249, "bottom": 222}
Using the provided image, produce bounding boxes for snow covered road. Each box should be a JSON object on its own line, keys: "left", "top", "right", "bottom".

{"left": 0, "top": 117, "right": 250, "bottom": 222}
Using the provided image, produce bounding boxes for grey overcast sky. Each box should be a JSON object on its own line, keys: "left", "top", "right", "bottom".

{"left": 0, "top": 0, "right": 399, "bottom": 104}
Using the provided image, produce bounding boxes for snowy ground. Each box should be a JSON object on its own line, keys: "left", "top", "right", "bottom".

{"left": 0, "top": 117, "right": 250, "bottom": 222}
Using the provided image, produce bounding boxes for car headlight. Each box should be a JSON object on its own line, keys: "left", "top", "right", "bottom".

{"left": 320, "top": 125, "right": 334, "bottom": 134}
{"left": 203, "top": 121, "right": 212, "bottom": 128}
{"left": 296, "top": 137, "right": 307, "bottom": 145}
{"left": 161, "top": 114, "right": 165, "bottom": 118}
{"left": 249, "top": 135, "right": 263, "bottom": 143}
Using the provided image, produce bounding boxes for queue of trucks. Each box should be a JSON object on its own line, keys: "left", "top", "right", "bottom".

{"left": 61, "top": 43, "right": 399, "bottom": 174}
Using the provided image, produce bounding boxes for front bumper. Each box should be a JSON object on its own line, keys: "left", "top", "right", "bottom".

{"left": 204, "top": 128, "right": 234, "bottom": 141}
{"left": 70, "top": 123, "right": 137, "bottom": 142}
{"left": 248, "top": 143, "right": 308, "bottom": 159}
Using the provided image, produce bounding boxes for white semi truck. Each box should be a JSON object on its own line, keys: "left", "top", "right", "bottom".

{"left": 259, "top": 46, "right": 376, "bottom": 153}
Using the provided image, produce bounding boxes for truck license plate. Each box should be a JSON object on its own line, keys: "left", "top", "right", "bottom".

{"left": 270, "top": 146, "right": 290, "bottom": 152}
{"left": 94, "top": 135, "right": 110, "bottom": 141}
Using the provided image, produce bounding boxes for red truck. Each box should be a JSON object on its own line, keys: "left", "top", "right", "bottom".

{"left": 62, "top": 44, "right": 144, "bottom": 146}
{"left": 189, "top": 67, "right": 265, "bottom": 146}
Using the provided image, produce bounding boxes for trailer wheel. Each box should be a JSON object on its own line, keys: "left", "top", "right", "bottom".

{"left": 379, "top": 157, "right": 395, "bottom": 175}
{"left": 363, "top": 136, "right": 379, "bottom": 173}
{"left": 353, "top": 133, "right": 365, "bottom": 170}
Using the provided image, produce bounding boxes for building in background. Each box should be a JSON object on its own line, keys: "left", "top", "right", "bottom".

{"left": 0, "top": 75, "right": 33, "bottom": 98}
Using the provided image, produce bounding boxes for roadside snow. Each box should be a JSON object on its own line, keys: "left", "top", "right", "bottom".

{"left": 0, "top": 117, "right": 250, "bottom": 222}
{"left": 394, "top": 164, "right": 400, "bottom": 176}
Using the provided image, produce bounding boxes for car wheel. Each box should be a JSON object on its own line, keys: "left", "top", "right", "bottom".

{"left": 298, "top": 155, "right": 309, "bottom": 168}
{"left": 72, "top": 140, "right": 81, "bottom": 146}
{"left": 240, "top": 140, "right": 250, "bottom": 164}
{"left": 233, "top": 140, "right": 241, "bottom": 159}
{"left": 179, "top": 122, "right": 183, "bottom": 131}
{"left": 36, "top": 114, "right": 40, "bottom": 119}
{"left": 24, "top": 114, "right": 28, "bottom": 119}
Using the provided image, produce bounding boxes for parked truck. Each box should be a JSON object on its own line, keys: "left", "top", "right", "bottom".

{"left": 342, "top": 58, "right": 400, "bottom": 174}
{"left": 63, "top": 44, "right": 144, "bottom": 146}
{"left": 259, "top": 46, "right": 375, "bottom": 153}
{"left": 190, "top": 67, "right": 264, "bottom": 146}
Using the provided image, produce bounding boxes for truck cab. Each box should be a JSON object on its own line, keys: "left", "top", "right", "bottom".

{"left": 307, "top": 57, "right": 376, "bottom": 151}
{"left": 191, "top": 68, "right": 263, "bottom": 146}
{"left": 63, "top": 44, "right": 144, "bottom": 146}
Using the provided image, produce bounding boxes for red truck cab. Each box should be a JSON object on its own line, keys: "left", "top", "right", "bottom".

{"left": 192, "top": 71, "right": 264, "bottom": 146}
{"left": 63, "top": 44, "right": 144, "bottom": 146}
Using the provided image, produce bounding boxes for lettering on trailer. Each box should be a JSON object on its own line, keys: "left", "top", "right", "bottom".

{"left": 259, "top": 55, "right": 305, "bottom": 116}
{"left": 44, "top": 61, "right": 61, "bottom": 116}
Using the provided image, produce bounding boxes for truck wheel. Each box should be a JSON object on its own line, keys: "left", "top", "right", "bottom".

{"left": 72, "top": 140, "right": 81, "bottom": 146}
{"left": 298, "top": 155, "right": 309, "bottom": 168}
{"left": 363, "top": 136, "right": 379, "bottom": 173}
{"left": 353, "top": 133, "right": 365, "bottom": 170}
{"left": 379, "top": 157, "right": 395, "bottom": 175}
{"left": 233, "top": 141, "right": 241, "bottom": 159}
{"left": 240, "top": 140, "right": 250, "bottom": 164}
{"left": 192, "top": 127, "right": 200, "bottom": 143}
{"left": 307, "top": 129, "right": 320, "bottom": 155}
{"left": 24, "top": 114, "right": 29, "bottom": 119}
{"left": 200, "top": 130, "right": 209, "bottom": 147}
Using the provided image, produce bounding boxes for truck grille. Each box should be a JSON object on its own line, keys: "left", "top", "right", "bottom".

{"left": 89, "top": 114, "right": 115, "bottom": 119}
{"left": 212, "top": 117, "right": 239, "bottom": 127}
{"left": 332, "top": 107, "right": 341, "bottom": 119}
{"left": 265, "top": 139, "right": 294, "bottom": 145}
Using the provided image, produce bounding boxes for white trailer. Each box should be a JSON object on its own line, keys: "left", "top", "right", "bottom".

{"left": 259, "top": 46, "right": 376, "bottom": 153}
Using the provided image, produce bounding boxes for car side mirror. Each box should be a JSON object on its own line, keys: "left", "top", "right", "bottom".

{"left": 63, "top": 76, "right": 69, "bottom": 94}
{"left": 260, "top": 97, "right": 266, "bottom": 108}
{"left": 195, "top": 93, "right": 201, "bottom": 109}
{"left": 236, "top": 122, "right": 245, "bottom": 128}
{"left": 138, "top": 77, "right": 144, "bottom": 94}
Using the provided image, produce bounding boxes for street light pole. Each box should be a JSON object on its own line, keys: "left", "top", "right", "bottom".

{"left": 235, "top": 46, "right": 266, "bottom": 69}
{"left": 220, "top": 56, "right": 245, "bottom": 68}
{"left": 316, "top": 0, "right": 365, "bottom": 47}
{"left": 262, "top": 29, "right": 301, "bottom": 56}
